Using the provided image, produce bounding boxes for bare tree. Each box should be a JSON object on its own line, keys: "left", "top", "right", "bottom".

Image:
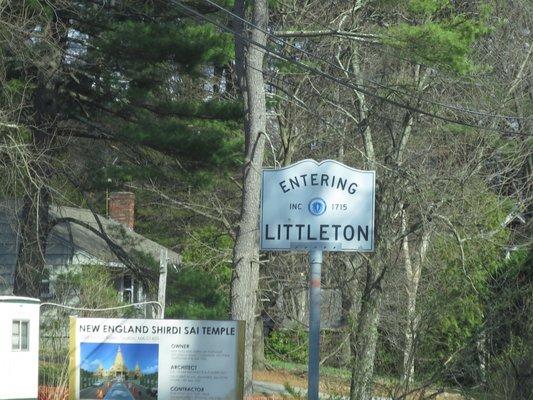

{"left": 231, "top": 0, "right": 269, "bottom": 395}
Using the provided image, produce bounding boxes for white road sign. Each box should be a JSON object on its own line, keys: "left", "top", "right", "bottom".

{"left": 260, "top": 159, "right": 375, "bottom": 252}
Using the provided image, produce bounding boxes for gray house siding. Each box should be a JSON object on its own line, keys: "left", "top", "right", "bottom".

{"left": 0, "top": 204, "right": 19, "bottom": 294}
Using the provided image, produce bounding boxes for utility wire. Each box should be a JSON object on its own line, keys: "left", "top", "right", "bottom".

{"left": 220, "top": 54, "right": 413, "bottom": 172}
{"left": 40, "top": 301, "right": 163, "bottom": 314}
{"left": 250, "top": 58, "right": 418, "bottom": 136}
{"left": 172, "top": 0, "right": 530, "bottom": 136}
{"left": 201, "top": 0, "right": 530, "bottom": 123}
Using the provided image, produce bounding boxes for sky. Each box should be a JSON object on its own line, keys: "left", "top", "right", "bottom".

{"left": 80, "top": 342, "right": 158, "bottom": 374}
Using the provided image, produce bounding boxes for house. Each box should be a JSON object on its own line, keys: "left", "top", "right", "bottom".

{"left": 0, "top": 192, "right": 180, "bottom": 304}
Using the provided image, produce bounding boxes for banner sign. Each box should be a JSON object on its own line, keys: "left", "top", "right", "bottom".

{"left": 69, "top": 317, "right": 244, "bottom": 400}
{"left": 261, "top": 159, "right": 375, "bottom": 252}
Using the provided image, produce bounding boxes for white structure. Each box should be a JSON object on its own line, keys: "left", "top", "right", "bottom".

{"left": 0, "top": 296, "right": 40, "bottom": 400}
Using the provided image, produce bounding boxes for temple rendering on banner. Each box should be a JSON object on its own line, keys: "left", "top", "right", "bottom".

{"left": 93, "top": 346, "right": 142, "bottom": 380}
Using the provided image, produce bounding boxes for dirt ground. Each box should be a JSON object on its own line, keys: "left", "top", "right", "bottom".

{"left": 253, "top": 369, "right": 350, "bottom": 397}
{"left": 252, "top": 369, "right": 465, "bottom": 399}
{"left": 254, "top": 369, "right": 309, "bottom": 389}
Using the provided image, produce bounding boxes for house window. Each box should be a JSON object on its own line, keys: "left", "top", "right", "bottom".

{"left": 41, "top": 268, "right": 51, "bottom": 298}
{"left": 12, "top": 320, "right": 29, "bottom": 351}
{"left": 123, "top": 274, "right": 133, "bottom": 303}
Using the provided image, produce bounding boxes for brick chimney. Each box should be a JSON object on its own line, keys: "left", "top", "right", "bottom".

{"left": 108, "top": 192, "right": 135, "bottom": 230}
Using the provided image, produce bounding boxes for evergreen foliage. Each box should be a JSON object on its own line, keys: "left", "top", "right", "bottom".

{"left": 165, "top": 225, "right": 232, "bottom": 320}
{"left": 1, "top": 0, "right": 244, "bottom": 295}
{"left": 383, "top": 0, "right": 491, "bottom": 73}
{"left": 414, "top": 186, "right": 514, "bottom": 384}
{"left": 3, "top": 0, "right": 243, "bottom": 181}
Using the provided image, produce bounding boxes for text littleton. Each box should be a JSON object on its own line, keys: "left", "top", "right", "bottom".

{"left": 264, "top": 223, "right": 369, "bottom": 242}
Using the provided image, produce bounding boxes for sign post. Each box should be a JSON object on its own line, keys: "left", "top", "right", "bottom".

{"left": 260, "top": 159, "right": 375, "bottom": 399}
{"left": 308, "top": 249, "right": 322, "bottom": 400}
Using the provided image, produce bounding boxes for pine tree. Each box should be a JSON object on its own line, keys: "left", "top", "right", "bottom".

{"left": 1, "top": 0, "right": 241, "bottom": 297}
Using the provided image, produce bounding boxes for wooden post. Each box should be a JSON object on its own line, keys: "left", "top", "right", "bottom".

{"left": 158, "top": 249, "right": 167, "bottom": 319}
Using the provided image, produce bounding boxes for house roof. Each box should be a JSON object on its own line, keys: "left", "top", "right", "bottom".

{"left": 49, "top": 205, "right": 180, "bottom": 266}
{"left": 0, "top": 200, "right": 180, "bottom": 293}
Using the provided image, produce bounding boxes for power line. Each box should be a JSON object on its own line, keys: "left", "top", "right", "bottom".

{"left": 241, "top": 56, "right": 413, "bottom": 131}
{"left": 40, "top": 301, "right": 163, "bottom": 314}
{"left": 171, "top": 0, "right": 530, "bottom": 136}
{"left": 201, "top": 0, "right": 530, "bottom": 123}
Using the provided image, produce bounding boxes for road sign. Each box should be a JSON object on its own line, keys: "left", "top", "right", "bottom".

{"left": 260, "top": 159, "right": 375, "bottom": 252}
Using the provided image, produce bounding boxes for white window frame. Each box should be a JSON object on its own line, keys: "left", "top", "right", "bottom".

{"left": 40, "top": 268, "right": 52, "bottom": 299}
{"left": 122, "top": 274, "right": 134, "bottom": 304}
{"left": 12, "top": 320, "right": 30, "bottom": 351}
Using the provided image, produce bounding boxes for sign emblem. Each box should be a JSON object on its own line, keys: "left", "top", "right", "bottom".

{"left": 308, "top": 198, "right": 326, "bottom": 216}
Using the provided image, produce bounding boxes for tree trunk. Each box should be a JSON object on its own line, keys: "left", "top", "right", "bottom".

{"left": 253, "top": 316, "right": 267, "bottom": 370}
{"left": 13, "top": 75, "right": 58, "bottom": 297}
{"left": 13, "top": 188, "right": 51, "bottom": 297}
{"left": 401, "top": 210, "right": 431, "bottom": 386}
{"left": 12, "top": 9, "right": 66, "bottom": 297}
{"left": 402, "top": 282, "right": 418, "bottom": 386}
{"left": 401, "top": 210, "right": 416, "bottom": 386}
{"left": 336, "top": 256, "right": 361, "bottom": 366}
{"left": 231, "top": 0, "right": 268, "bottom": 396}
{"left": 349, "top": 263, "right": 382, "bottom": 400}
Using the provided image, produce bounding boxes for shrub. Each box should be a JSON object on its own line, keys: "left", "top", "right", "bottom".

{"left": 265, "top": 329, "right": 308, "bottom": 364}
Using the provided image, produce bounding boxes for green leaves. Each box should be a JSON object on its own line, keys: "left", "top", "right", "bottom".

{"left": 150, "top": 99, "right": 244, "bottom": 121}
{"left": 384, "top": 1, "right": 491, "bottom": 73}
{"left": 266, "top": 329, "right": 309, "bottom": 364}
{"left": 166, "top": 225, "right": 233, "bottom": 320}
{"left": 70, "top": 7, "right": 243, "bottom": 173}
{"left": 407, "top": 0, "right": 450, "bottom": 16}
{"left": 120, "top": 113, "right": 243, "bottom": 169}
{"left": 97, "top": 21, "right": 233, "bottom": 71}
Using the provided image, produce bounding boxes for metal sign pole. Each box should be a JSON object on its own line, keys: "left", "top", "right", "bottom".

{"left": 308, "top": 249, "right": 323, "bottom": 400}
{"left": 260, "top": 160, "right": 376, "bottom": 399}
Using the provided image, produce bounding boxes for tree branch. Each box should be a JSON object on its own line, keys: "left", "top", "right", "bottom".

{"left": 273, "top": 29, "right": 379, "bottom": 44}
